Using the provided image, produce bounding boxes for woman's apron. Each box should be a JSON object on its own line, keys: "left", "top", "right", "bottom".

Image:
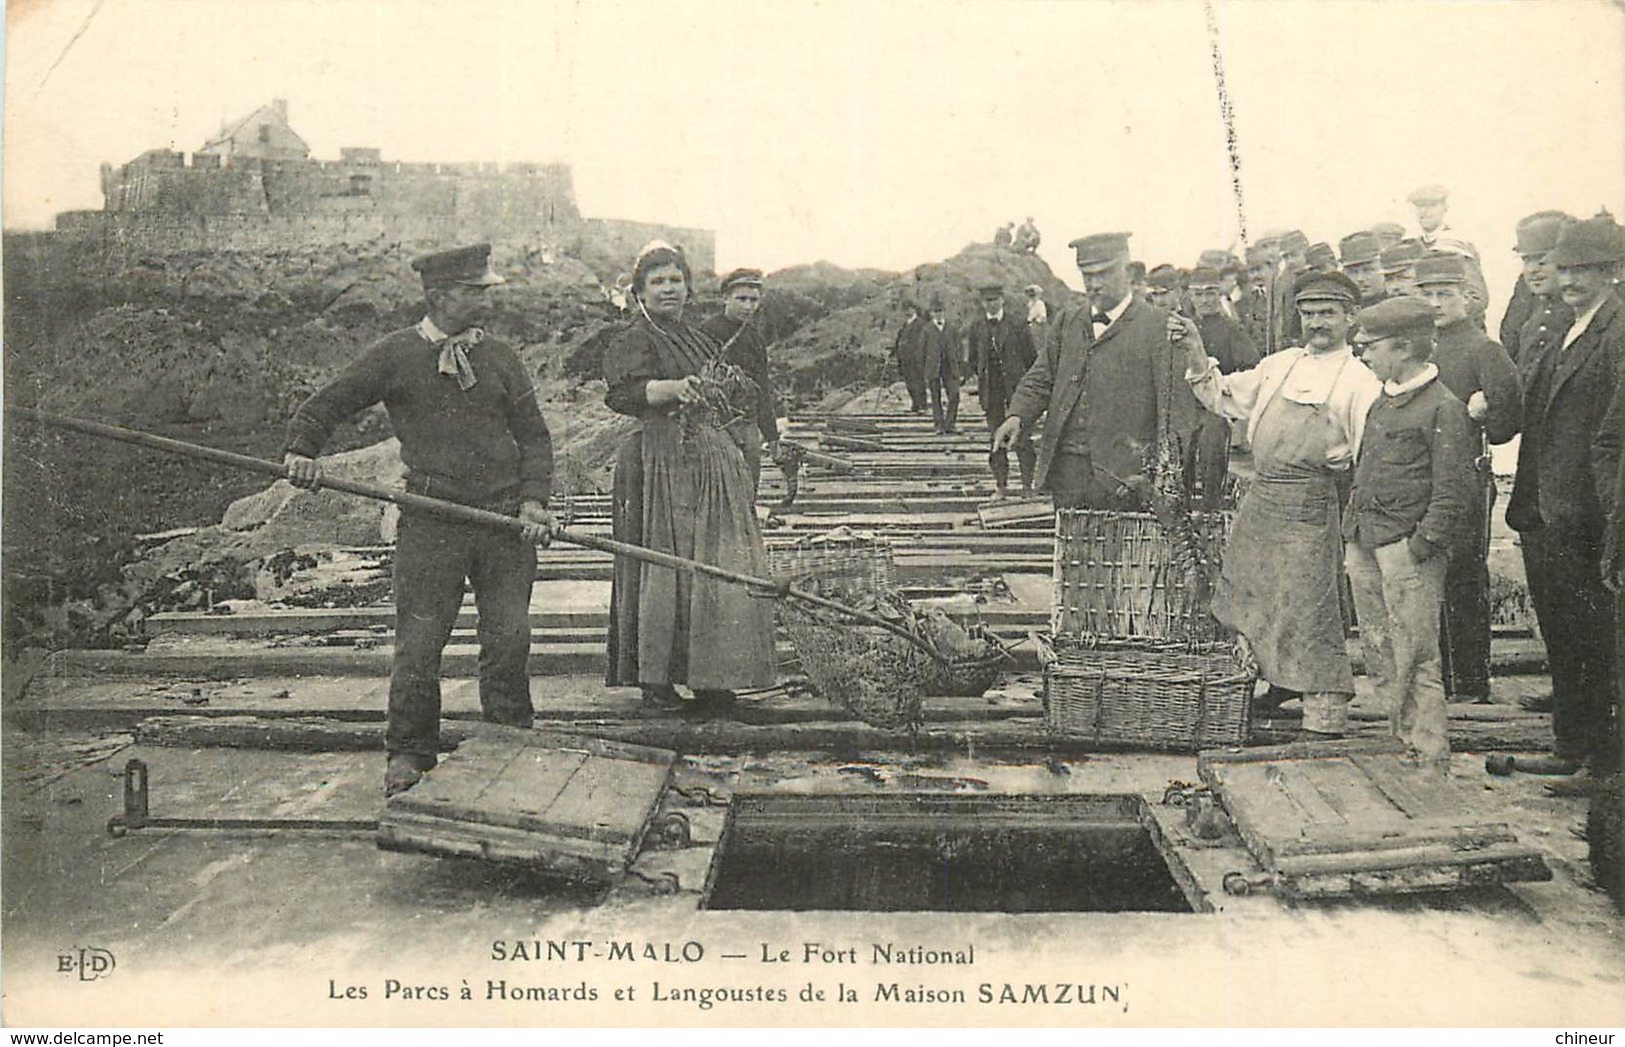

{"left": 1215, "top": 370, "right": 1355, "bottom": 695}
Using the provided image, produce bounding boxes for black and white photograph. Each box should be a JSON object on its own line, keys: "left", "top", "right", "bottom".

{"left": 3, "top": 0, "right": 1623, "bottom": 1032}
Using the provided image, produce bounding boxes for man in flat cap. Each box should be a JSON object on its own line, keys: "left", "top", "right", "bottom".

{"left": 1344, "top": 296, "right": 1477, "bottom": 771}
{"left": 968, "top": 283, "right": 1038, "bottom": 498}
{"left": 1407, "top": 184, "right": 1489, "bottom": 322}
{"left": 1380, "top": 240, "right": 1425, "bottom": 298}
{"left": 1185, "top": 266, "right": 1259, "bottom": 508}
{"left": 1340, "top": 231, "right": 1388, "bottom": 305}
{"left": 995, "top": 231, "right": 1197, "bottom": 509}
{"left": 1510, "top": 215, "right": 1625, "bottom": 793}
{"left": 1173, "top": 271, "right": 1382, "bottom": 735}
{"left": 1414, "top": 253, "right": 1522, "bottom": 705}
{"left": 920, "top": 295, "right": 963, "bottom": 434}
{"left": 1305, "top": 242, "right": 1339, "bottom": 274}
{"left": 285, "top": 244, "right": 555, "bottom": 796}
{"left": 700, "top": 268, "right": 780, "bottom": 492}
{"left": 1371, "top": 223, "right": 1407, "bottom": 252}
{"left": 1145, "top": 265, "right": 1184, "bottom": 314}
{"left": 1502, "top": 211, "right": 1576, "bottom": 364}
{"left": 1271, "top": 230, "right": 1312, "bottom": 352}
{"left": 1240, "top": 243, "right": 1277, "bottom": 354}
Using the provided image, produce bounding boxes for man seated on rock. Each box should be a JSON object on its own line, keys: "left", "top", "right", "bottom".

{"left": 283, "top": 244, "right": 555, "bottom": 797}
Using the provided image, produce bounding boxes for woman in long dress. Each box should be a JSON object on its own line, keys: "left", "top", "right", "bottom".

{"left": 603, "top": 241, "right": 777, "bottom": 712}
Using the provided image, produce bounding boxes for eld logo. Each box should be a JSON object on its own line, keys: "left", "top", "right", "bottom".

{"left": 57, "top": 947, "right": 116, "bottom": 981}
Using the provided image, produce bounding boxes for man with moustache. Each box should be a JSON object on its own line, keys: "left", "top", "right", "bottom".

{"left": 967, "top": 283, "right": 1038, "bottom": 498}
{"left": 1502, "top": 211, "right": 1575, "bottom": 364}
{"left": 994, "top": 231, "right": 1197, "bottom": 509}
{"left": 1413, "top": 253, "right": 1522, "bottom": 705}
{"left": 1173, "top": 272, "right": 1383, "bottom": 736}
{"left": 1507, "top": 215, "right": 1625, "bottom": 794}
{"left": 284, "top": 245, "right": 555, "bottom": 796}
{"left": 700, "top": 268, "right": 780, "bottom": 492}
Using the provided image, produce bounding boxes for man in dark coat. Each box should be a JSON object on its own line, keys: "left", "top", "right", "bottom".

{"left": 920, "top": 296, "right": 962, "bottom": 434}
{"left": 1507, "top": 216, "right": 1625, "bottom": 793}
{"left": 967, "top": 283, "right": 1038, "bottom": 497}
{"left": 1186, "top": 266, "right": 1259, "bottom": 508}
{"left": 891, "top": 301, "right": 929, "bottom": 412}
{"left": 284, "top": 244, "right": 555, "bottom": 796}
{"left": 1503, "top": 211, "right": 1575, "bottom": 364}
{"left": 994, "top": 231, "right": 1197, "bottom": 509}
{"left": 700, "top": 268, "right": 780, "bottom": 492}
{"left": 1414, "top": 253, "right": 1523, "bottom": 704}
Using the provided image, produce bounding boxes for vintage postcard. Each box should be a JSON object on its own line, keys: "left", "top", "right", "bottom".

{"left": 4, "top": 0, "right": 1624, "bottom": 1032}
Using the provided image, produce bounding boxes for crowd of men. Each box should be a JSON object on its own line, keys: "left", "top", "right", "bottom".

{"left": 276, "top": 185, "right": 1621, "bottom": 800}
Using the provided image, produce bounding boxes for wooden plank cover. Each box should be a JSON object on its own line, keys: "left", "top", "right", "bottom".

{"left": 1198, "top": 737, "right": 1550, "bottom": 899}
{"left": 376, "top": 724, "right": 675, "bottom": 882}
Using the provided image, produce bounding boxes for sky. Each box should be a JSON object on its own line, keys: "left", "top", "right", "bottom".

{"left": 5, "top": 0, "right": 1625, "bottom": 301}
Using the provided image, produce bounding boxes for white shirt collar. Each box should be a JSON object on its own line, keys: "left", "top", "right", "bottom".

{"left": 417, "top": 316, "right": 448, "bottom": 343}
{"left": 1383, "top": 362, "right": 1438, "bottom": 397}
{"left": 1564, "top": 295, "right": 1608, "bottom": 349}
{"left": 1096, "top": 294, "right": 1131, "bottom": 325}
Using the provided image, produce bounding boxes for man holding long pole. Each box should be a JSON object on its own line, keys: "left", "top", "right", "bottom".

{"left": 283, "top": 244, "right": 556, "bottom": 796}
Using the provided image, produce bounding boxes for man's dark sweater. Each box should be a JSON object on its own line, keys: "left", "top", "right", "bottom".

{"left": 1432, "top": 319, "right": 1523, "bottom": 445}
{"left": 285, "top": 325, "right": 552, "bottom": 506}
{"left": 698, "top": 313, "right": 779, "bottom": 442}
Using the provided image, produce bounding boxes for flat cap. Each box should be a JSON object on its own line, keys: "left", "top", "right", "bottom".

{"left": 1254, "top": 228, "right": 1289, "bottom": 248}
{"left": 1187, "top": 266, "right": 1222, "bottom": 288}
{"left": 1513, "top": 211, "right": 1575, "bottom": 257}
{"left": 977, "top": 282, "right": 1005, "bottom": 295}
{"left": 1024, "top": 283, "right": 1044, "bottom": 295}
{"left": 1370, "top": 222, "right": 1407, "bottom": 246}
{"left": 719, "top": 267, "right": 764, "bottom": 293}
{"left": 1413, "top": 253, "right": 1469, "bottom": 286}
{"left": 1244, "top": 243, "right": 1274, "bottom": 266}
{"left": 1407, "top": 184, "right": 1449, "bottom": 206}
{"left": 1355, "top": 296, "right": 1437, "bottom": 342}
{"left": 1198, "top": 249, "right": 1233, "bottom": 269}
{"left": 1293, "top": 270, "right": 1360, "bottom": 305}
{"left": 1069, "top": 231, "right": 1132, "bottom": 272}
{"left": 1280, "top": 229, "right": 1310, "bottom": 254}
{"left": 1306, "top": 241, "right": 1338, "bottom": 270}
{"left": 1147, "top": 265, "right": 1183, "bottom": 290}
{"left": 1339, "top": 231, "right": 1382, "bottom": 266}
{"left": 1380, "top": 240, "right": 1425, "bottom": 273}
{"left": 411, "top": 243, "right": 505, "bottom": 288}
{"left": 1547, "top": 216, "right": 1625, "bottom": 267}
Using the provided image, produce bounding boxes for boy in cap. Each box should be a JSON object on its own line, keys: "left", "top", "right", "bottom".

{"left": 1345, "top": 296, "right": 1477, "bottom": 771}
{"left": 1173, "top": 271, "right": 1382, "bottom": 734}
{"left": 285, "top": 244, "right": 555, "bottom": 796}
{"left": 1510, "top": 215, "right": 1625, "bottom": 794}
{"left": 996, "top": 231, "right": 1198, "bottom": 509}
{"left": 968, "top": 283, "right": 1038, "bottom": 497}
{"left": 1414, "top": 253, "right": 1522, "bottom": 704}
{"left": 700, "top": 268, "right": 780, "bottom": 491}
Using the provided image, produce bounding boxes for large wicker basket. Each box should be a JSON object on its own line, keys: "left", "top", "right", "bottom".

{"left": 767, "top": 535, "right": 896, "bottom": 594}
{"left": 1053, "top": 509, "right": 1232, "bottom": 641}
{"left": 1040, "top": 634, "right": 1256, "bottom": 751}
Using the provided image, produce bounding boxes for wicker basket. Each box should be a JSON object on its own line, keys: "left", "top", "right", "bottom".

{"left": 767, "top": 536, "right": 896, "bottom": 595}
{"left": 940, "top": 625, "right": 1013, "bottom": 697}
{"left": 1053, "top": 509, "right": 1232, "bottom": 641}
{"left": 1041, "top": 634, "right": 1256, "bottom": 751}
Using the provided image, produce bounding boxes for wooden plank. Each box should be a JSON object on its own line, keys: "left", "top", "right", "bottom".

{"left": 1349, "top": 753, "right": 1457, "bottom": 820}
{"left": 546, "top": 754, "right": 673, "bottom": 840}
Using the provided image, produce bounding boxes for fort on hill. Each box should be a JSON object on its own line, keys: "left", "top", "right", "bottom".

{"left": 51, "top": 98, "right": 714, "bottom": 271}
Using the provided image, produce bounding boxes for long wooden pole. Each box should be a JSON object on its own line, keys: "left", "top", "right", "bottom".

{"left": 13, "top": 407, "right": 940, "bottom": 659}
